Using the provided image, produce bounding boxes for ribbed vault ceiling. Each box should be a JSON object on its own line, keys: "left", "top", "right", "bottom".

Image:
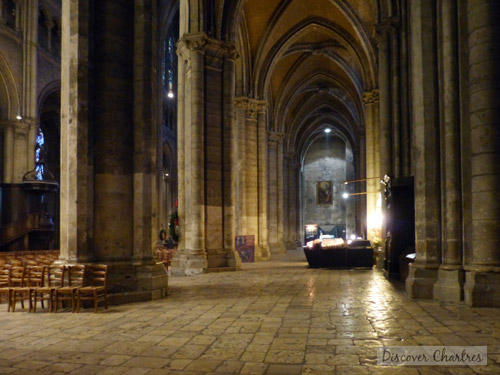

{"left": 235, "top": 0, "right": 378, "bottom": 155}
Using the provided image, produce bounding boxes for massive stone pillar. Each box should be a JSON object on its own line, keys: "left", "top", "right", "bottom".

{"left": 463, "top": 0, "right": 500, "bottom": 307}
{"left": 60, "top": 0, "right": 167, "bottom": 303}
{"left": 267, "top": 131, "right": 285, "bottom": 255}
{"left": 406, "top": 0, "right": 441, "bottom": 299}
{"left": 60, "top": 0, "right": 93, "bottom": 264}
{"left": 433, "top": 0, "right": 464, "bottom": 303}
{"left": 172, "top": 33, "right": 241, "bottom": 274}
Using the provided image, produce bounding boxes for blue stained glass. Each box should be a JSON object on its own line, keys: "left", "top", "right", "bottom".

{"left": 35, "top": 128, "right": 45, "bottom": 179}
{"left": 35, "top": 165, "right": 44, "bottom": 181}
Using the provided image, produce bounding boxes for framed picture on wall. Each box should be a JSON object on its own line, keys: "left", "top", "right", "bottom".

{"left": 317, "top": 181, "right": 333, "bottom": 205}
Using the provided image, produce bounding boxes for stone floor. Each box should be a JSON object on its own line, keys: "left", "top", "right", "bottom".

{"left": 1, "top": 250, "right": 500, "bottom": 375}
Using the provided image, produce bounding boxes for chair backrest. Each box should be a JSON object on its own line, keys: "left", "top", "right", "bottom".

{"left": 10, "top": 266, "right": 26, "bottom": 287}
{"left": 0, "top": 265, "right": 11, "bottom": 286}
{"left": 89, "top": 264, "right": 107, "bottom": 288}
{"left": 47, "top": 265, "right": 65, "bottom": 288}
{"left": 67, "top": 265, "right": 86, "bottom": 287}
{"left": 8, "top": 258, "right": 23, "bottom": 266}
{"left": 27, "top": 265, "right": 46, "bottom": 287}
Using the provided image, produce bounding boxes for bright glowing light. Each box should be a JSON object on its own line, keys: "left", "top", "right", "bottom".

{"left": 342, "top": 192, "right": 349, "bottom": 199}
{"left": 350, "top": 234, "right": 356, "bottom": 240}
{"left": 167, "top": 91, "right": 174, "bottom": 98}
{"left": 16, "top": 115, "right": 22, "bottom": 120}
{"left": 324, "top": 128, "right": 331, "bottom": 133}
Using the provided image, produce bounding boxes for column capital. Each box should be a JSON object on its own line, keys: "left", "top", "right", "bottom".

{"left": 234, "top": 97, "right": 267, "bottom": 119}
{"left": 177, "top": 32, "right": 239, "bottom": 68}
{"left": 375, "top": 17, "right": 399, "bottom": 43}
{"left": 267, "top": 131, "right": 284, "bottom": 147}
{"left": 363, "top": 89, "right": 379, "bottom": 104}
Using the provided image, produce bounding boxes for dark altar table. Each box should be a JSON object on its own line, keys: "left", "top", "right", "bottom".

{"left": 303, "top": 245, "right": 373, "bottom": 269}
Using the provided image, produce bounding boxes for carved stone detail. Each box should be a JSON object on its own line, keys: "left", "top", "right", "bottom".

{"left": 177, "top": 33, "right": 239, "bottom": 69}
{"left": 234, "top": 97, "right": 267, "bottom": 120}
{"left": 363, "top": 89, "right": 380, "bottom": 104}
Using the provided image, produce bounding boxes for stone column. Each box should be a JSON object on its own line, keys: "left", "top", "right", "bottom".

{"left": 172, "top": 34, "right": 207, "bottom": 275}
{"left": 267, "top": 131, "right": 285, "bottom": 255}
{"left": 375, "top": 21, "right": 393, "bottom": 180}
{"left": 22, "top": 0, "right": 38, "bottom": 173}
{"left": 285, "top": 151, "right": 299, "bottom": 249}
{"left": 257, "top": 106, "right": 270, "bottom": 259}
{"left": 3, "top": 122, "right": 14, "bottom": 182}
{"left": 60, "top": 1, "right": 167, "bottom": 303}
{"left": 363, "top": 89, "right": 381, "bottom": 243}
{"left": 172, "top": 33, "right": 241, "bottom": 274}
{"left": 234, "top": 97, "right": 267, "bottom": 259}
{"left": 233, "top": 97, "right": 248, "bottom": 234}
{"left": 11, "top": 121, "right": 30, "bottom": 181}
{"left": 376, "top": 20, "right": 394, "bottom": 273}
{"left": 129, "top": 0, "right": 168, "bottom": 298}
{"left": 59, "top": 0, "right": 93, "bottom": 263}
{"left": 463, "top": 0, "right": 500, "bottom": 307}
{"left": 222, "top": 50, "right": 241, "bottom": 269}
{"left": 433, "top": 0, "right": 464, "bottom": 303}
{"left": 406, "top": 0, "right": 441, "bottom": 299}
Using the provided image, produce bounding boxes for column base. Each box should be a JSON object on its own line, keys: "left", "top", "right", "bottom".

{"left": 405, "top": 263, "right": 439, "bottom": 299}
{"left": 375, "top": 247, "right": 385, "bottom": 271}
{"left": 433, "top": 266, "right": 464, "bottom": 302}
{"left": 106, "top": 261, "right": 168, "bottom": 305}
{"left": 285, "top": 241, "right": 298, "bottom": 251}
{"left": 206, "top": 248, "right": 241, "bottom": 271}
{"left": 171, "top": 249, "right": 208, "bottom": 276}
{"left": 464, "top": 270, "right": 500, "bottom": 307}
{"left": 256, "top": 245, "right": 270, "bottom": 261}
{"left": 269, "top": 242, "right": 286, "bottom": 255}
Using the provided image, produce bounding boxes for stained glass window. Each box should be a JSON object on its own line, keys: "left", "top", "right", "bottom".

{"left": 35, "top": 128, "right": 45, "bottom": 180}
{"left": 3, "top": 0, "right": 16, "bottom": 29}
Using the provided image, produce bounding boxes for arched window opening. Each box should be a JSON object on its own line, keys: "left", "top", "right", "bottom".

{"left": 38, "top": 10, "right": 49, "bottom": 51}
{"left": 51, "top": 21, "right": 61, "bottom": 58}
{"left": 162, "top": 11, "right": 179, "bottom": 130}
{"left": 3, "top": 0, "right": 16, "bottom": 29}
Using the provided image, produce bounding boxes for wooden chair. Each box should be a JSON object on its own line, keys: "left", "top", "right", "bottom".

{"left": 0, "top": 265, "right": 11, "bottom": 310}
{"left": 11, "top": 265, "right": 46, "bottom": 312}
{"left": 32, "top": 265, "right": 65, "bottom": 312}
{"left": 8, "top": 266, "right": 27, "bottom": 312}
{"left": 77, "top": 264, "right": 108, "bottom": 313}
{"left": 54, "top": 265, "right": 86, "bottom": 312}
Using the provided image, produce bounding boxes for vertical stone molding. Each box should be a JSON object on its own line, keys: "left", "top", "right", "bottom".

{"left": 406, "top": 0, "right": 441, "bottom": 299}
{"left": 285, "top": 150, "right": 299, "bottom": 250}
{"left": 257, "top": 106, "right": 270, "bottom": 260}
{"left": 375, "top": 20, "right": 394, "bottom": 180}
{"left": 267, "top": 131, "right": 286, "bottom": 255}
{"left": 21, "top": 0, "right": 38, "bottom": 173}
{"left": 363, "top": 89, "right": 381, "bottom": 243}
{"left": 434, "top": 0, "right": 464, "bottom": 303}
{"left": 173, "top": 33, "right": 241, "bottom": 274}
{"left": 2, "top": 122, "right": 15, "bottom": 182}
{"left": 463, "top": 0, "right": 500, "bottom": 307}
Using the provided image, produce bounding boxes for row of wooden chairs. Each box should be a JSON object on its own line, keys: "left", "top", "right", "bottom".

{"left": 0, "top": 252, "right": 59, "bottom": 268}
{"left": 0, "top": 263, "right": 108, "bottom": 313}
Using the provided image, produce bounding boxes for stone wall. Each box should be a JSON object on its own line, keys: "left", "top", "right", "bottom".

{"left": 302, "top": 135, "right": 355, "bottom": 241}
